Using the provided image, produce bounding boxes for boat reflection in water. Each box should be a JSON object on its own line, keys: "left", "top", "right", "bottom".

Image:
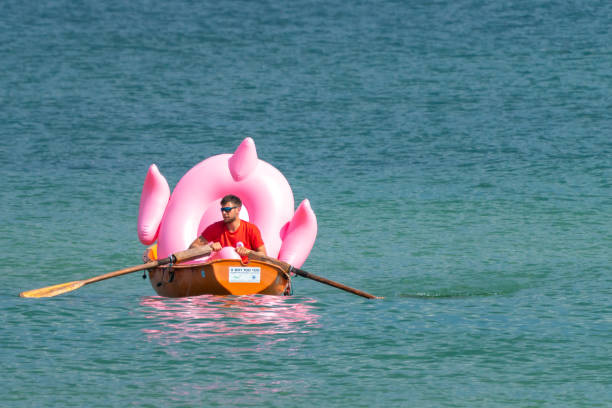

{"left": 140, "top": 295, "right": 319, "bottom": 343}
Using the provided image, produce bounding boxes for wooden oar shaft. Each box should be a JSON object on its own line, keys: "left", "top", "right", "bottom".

{"left": 290, "top": 267, "right": 380, "bottom": 299}
{"left": 81, "top": 259, "right": 158, "bottom": 285}
{"left": 245, "top": 250, "right": 381, "bottom": 299}
{"left": 20, "top": 245, "right": 212, "bottom": 298}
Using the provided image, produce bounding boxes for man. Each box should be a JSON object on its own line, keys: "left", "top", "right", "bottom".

{"left": 189, "top": 194, "right": 267, "bottom": 257}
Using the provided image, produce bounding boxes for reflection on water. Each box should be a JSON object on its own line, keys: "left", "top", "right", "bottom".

{"left": 140, "top": 295, "right": 319, "bottom": 343}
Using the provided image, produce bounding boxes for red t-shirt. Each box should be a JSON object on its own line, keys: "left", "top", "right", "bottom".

{"left": 201, "top": 220, "right": 265, "bottom": 250}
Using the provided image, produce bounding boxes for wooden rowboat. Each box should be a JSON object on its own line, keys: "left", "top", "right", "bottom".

{"left": 147, "top": 258, "right": 291, "bottom": 297}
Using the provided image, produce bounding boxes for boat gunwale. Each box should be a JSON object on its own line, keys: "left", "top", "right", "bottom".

{"left": 149, "top": 258, "right": 291, "bottom": 280}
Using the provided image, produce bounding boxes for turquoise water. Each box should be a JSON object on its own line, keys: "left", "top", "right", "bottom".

{"left": 1, "top": 0, "right": 611, "bottom": 406}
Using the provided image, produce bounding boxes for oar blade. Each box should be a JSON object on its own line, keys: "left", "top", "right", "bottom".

{"left": 20, "top": 280, "right": 86, "bottom": 298}
{"left": 18, "top": 246, "right": 211, "bottom": 300}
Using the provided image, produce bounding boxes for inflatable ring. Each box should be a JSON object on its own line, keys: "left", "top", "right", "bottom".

{"left": 137, "top": 138, "right": 317, "bottom": 268}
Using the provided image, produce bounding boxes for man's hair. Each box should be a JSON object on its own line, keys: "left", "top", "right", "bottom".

{"left": 220, "top": 194, "right": 242, "bottom": 207}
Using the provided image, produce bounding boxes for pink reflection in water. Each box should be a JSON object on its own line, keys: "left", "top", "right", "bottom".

{"left": 140, "top": 295, "right": 319, "bottom": 344}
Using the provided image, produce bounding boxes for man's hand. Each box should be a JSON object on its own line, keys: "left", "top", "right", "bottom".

{"left": 235, "top": 245, "right": 249, "bottom": 256}
{"left": 209, "top": 241, "right": 222, "bottom": 252}
{"left": 189, "top": 236, "right": 222, "bottom": 252}
{"left": 236, "top": 245, "right": 266, "bottom": 256}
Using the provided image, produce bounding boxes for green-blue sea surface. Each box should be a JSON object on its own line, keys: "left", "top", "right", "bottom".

{"left": 1, "top": 0, "right": 610, "bottom": 406}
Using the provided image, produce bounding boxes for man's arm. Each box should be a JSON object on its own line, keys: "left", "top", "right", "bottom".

{"left": 254, "top": 245, "right": 267, "bottom": 256}
{"left": 189, "top": 236, "right": 207, "bottom": 249}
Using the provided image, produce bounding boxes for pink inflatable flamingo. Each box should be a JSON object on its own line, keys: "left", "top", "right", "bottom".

{"left": 137, "top": 138, "right": 317, "bottom": 268}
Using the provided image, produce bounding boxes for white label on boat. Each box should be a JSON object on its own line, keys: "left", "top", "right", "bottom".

{"left": 229, "top": 267, "right": 261, "bottom": 283}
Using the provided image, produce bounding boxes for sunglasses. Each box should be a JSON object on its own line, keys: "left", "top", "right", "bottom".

{"left": 221, "top": 206, "right": 238, "bottom": 213}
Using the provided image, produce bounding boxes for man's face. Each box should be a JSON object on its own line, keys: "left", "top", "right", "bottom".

{"left": 221, "top": 203, "right": 240, "bottom": 223}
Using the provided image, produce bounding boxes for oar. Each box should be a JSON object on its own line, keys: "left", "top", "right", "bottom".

{"left": 19, "top": 245, "right": 212, "bottom": 298}
{"left": 245, "top": 250, "right": 382, "bottom": 299}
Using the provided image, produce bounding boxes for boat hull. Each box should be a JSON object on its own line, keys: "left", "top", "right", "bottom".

{"left": 148, "top": 259, "right": 290, "bottom": 297}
